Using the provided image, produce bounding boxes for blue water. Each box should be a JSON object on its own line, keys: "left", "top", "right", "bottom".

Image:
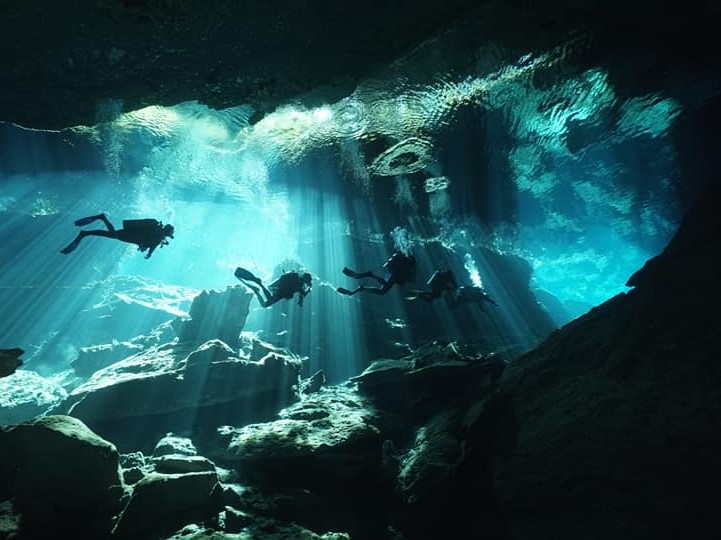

{"left": 0, "top": 59, "right": 700, "bottom": 386}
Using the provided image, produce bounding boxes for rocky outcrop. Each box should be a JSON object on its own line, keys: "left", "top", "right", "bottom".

{"left": 0, "top": 1, "right": 481, "bottom": 130}
{"left": 113, "top": 470, "right": 222, "bottom": 539}
{"left": 174, "top": 286, "right": 252, "bottom": 349}
{"left": 0, "top": 348, "right": 22, "bottom": 378}
{"left": 53, "top": 339, "right": 302, "bottom": 452}
{"left": 488, "top": 181, "right": 721, "bottom": 539}
{"left": 71, "top": 320, "right": 177, "bottom": 377}
{"left": 0, "top": 415, "right": 126, "bottom": 538}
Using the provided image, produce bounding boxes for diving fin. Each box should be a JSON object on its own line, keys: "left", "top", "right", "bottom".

{"left": 337, "top": 287, "right": 355, "bottom": 296}
{"left": 74, "top": 214, "right": 102, "bottom": 227}
{"left": 234, "top": 267, "right": 259, "bottom": 283}
{"left": 60, "top": 236, "right": 81, "bottom": 254}
{"left": 342, "top": 267, "right": 359, "bottom": 278}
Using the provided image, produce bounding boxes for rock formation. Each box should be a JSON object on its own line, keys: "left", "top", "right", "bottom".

{"left": 0, "top": 348, "right": 22, "bottom": 378}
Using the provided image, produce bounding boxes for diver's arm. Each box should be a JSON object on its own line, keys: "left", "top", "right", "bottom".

{"left": 298, "top": 286, "right": 311, "bottom": 306}
{"left": 145, "top": 244, "right": 157, "bottom": 259}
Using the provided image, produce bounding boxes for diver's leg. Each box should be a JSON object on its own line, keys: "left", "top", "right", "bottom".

{"left": 343, "top": 267, "right": 377, "bottom": 280}
{"left": 338, "top": 286, "right": 364, "bottom": 296}
{"left": 262, "top": 295, "right": 282, "bottom": 307}
{"left": 60, "top": 231, "right": 85, "bottom": 254}
{"left": 256, "top": 281, "right": 273, "bottom": 300}
{"left": 239, "top": 281, "right": 271, "bottom": 307}
{"left": 367, "top": 272, "right": 389, "bottom": 285}
{"left": 61, "top": 229, "right": 121, "bottom": 253}
{"left": 74, "top": 213, "right": 110, "bottom": 228}
{"left": 359, "top": 282, "right": 393, "bottom": 295}
{"left": 82, "top": 230, "right": 116, "bottom": 239}
{"left": 234, "top": 267, "right": 271, "bottom": 296}
{"left": 342, "top": 267, "right": 387, "bottom": 285}
{"left": 234, "top": 267, "right": 261, "bottom": 283}
{"left": 342, "top": 267, "right": 361, "bottom": 278}
{"left": 97, "top": 213, "right": 115, "bottom": 232}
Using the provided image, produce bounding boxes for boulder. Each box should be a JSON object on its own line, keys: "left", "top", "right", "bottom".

{"left": 154, "top": 433, "right": 199, "bottom": 457}
{"left": 0, "top": 348, "right": 22, "bottom": 378}
{"left": 0, "top": 415, "right": 125, "bottom": 538}
{"left": 112, "top": 471, "right": 220, "bottom": 539}
{"left": 53, "top": 340, "right": 302, "bottom": 451}
{"left": 174, "top": 286, "right": 252, "bottom": 349}
{"left": 351, "top": 342, "right": 505, "bottom": 423}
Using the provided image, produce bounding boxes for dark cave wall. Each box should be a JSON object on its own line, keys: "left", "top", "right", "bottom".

{"left": 1, "top": 1, "right": 718, "bottom": 130}
{"left": 485, "top": 175, "right": 721, "bottom": 539}
{"left": 0, "top": 0, "right": 480, "bottom": 130}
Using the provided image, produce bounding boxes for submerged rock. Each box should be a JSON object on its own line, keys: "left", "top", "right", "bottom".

{"left": 0, "top": 415, "right": 126, "bottom": 538}
{"left": 113, "top": 470, "right": 221, "bottom": 539}
{"left": 53, "top": 340, "right": 302, "bottom": 451}
{"left": 174, "top": 286, "right": 252, "bottom": 349}
{"left": 217, "top": 385, "right": 381, "bottom": 487}
{"left": 351, "top": 341, "right": 505, "bottom": 422}
{"left": 154, "top": 433, "right": 199, "bottom": 457}
{"left": 490, "top": 182, "right": 721, "bottom": 539}
{"left": 0, "top": 348, "right": 23, "bottom": 378}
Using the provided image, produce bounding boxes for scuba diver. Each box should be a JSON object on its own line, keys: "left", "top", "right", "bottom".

{"left": 404, "top": 269, "right": 458, "bottom": 301}
{"left": 449, "top": 285, "right": 497, "bottom": 309}
{"left": 60, "top": 213, "right": 174, "bottom": 259}
{"left": 235, "top": 267, "right": 312, "bottom": 308}
{"left": 338, "top": 251, "right": 416, "bottom": 296}
{"left": 405, "top": 269, "right": 498, "bottom": 309}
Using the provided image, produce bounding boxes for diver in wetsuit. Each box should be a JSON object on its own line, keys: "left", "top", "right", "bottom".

{"left": 60, "top": 213, "right": 174, "bottom": 259}
{"left": 337, "top": 251, "right": 416, "bottom": 296}
{"left": 405, "top": 269, "right": 458, "bottom": 301}
{"left": 405, "top": 269, "right": 497, "bottom": 309}
{"left": 449, "top": 285, "right": 497, "bottom": 309}
{"left": 235, "top": 267, "right": 312, "bottom": 308}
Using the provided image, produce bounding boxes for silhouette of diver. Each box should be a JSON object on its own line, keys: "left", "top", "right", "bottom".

{"left": 450, "top": 285, "right": 497, "bottom": 309}
{"left": 235, "top": 267, "right": 312, "bottom": 307}
{"left": 338, "top": 251, "right": 416, "bottom": 296}
{"left": 404, "top": 269, "right": 458, "bottom": 301}
{"left": 405, "top": 269, "right": 497, "bottom": 309}
{"left": 60, "top": 213, "right": 174, "bottom": 259}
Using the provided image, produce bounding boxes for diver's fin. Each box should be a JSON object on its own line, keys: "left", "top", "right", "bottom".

{"left": 74, "top": 214, "right": 101, "bottom": 227}
{"left": 234, "top": 267, "right": 259, "bottom": 283}
{"left": 60, "top": 237, "right": 81, "bottom": 254}
{"left": 337, "top": 287, "right": 355, "bottom": 296}
{"left": 342, "top": 267, "right": 359, "bottom": 278}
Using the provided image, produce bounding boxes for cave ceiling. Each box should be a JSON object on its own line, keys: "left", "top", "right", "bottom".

{"left": 2, "top": 0, "right": 719, "bottom": 130}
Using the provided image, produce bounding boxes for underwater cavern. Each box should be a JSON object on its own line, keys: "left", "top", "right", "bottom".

{"left": 1, "top": 1, "right": 720, "bottom": 538}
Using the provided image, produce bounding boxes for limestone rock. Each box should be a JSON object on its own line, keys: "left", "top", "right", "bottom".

{"left": 174, "top": 286, "right": 252, "bottom": 348}
{"left": 216, "top": 385, "right": 381, "bottom": 491}
{"left": 153, "top": 455, "right": 217, "bottom": 475}
{"left": 0, "top": 348, "right": 22, "bottom": 378}
{"left": 113, "top": 471, "right": 220, "bottom": 539}
{"left": 154, "top": 433, "right": 199, "bottom": 457}
{"left": 53, "top": 340, "right": 301, "bottom": 451}
{"left": 0, "top": 415, "right": 125, "bottom": 537}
